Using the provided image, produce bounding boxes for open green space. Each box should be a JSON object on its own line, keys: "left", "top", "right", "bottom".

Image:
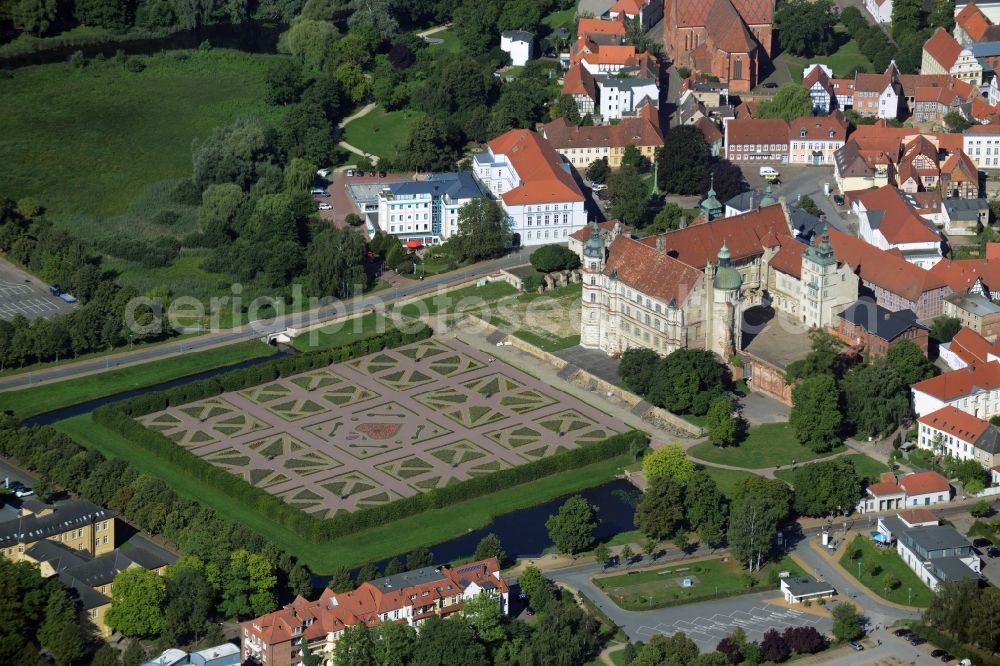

{"left": 595, "top": 555, "right": 804, "bottom": 610}
{"left": 774, "top": 453, "right": 889, "bottom": 485}
{"left": 701, "top": 467, "right": 760, "bottom": 498}
{"left": 56, "top": 412, "right": 632, "bottom": 571}
{"left": 689, "top": 422, "right": 845, "bottom": 469}
{"left": 342, "top": 106, "right": 426, "bottom": 162}
{"left": 103, "top": 253, "right": 232, "bottom": 304}
{"left": 0, "top": 49, "right": 285, "bottom": 238}
{"left": 0, "top": 342, "right": 276, "bottom": 419}
{"left": 542, "top": 7, "right": 576, "bottom": 30}
{"left": 290, "top": 312, "right": 390, "bottom": 352}
{"left": 838, "top": 534, "right": 933, "bottom": 608}
{"left": 425, "top": 29, "right": 462, "bottom": 53}
{"left": 774, "top": 27, "right": 872, "bottom": 81}
{"left": 396, "top": 281, "right": 518, "bottom": 318}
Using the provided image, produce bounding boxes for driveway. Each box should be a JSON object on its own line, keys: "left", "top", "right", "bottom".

{"left": 737, "top": 164, "right": 857, "bottom": 235}
{"left": 0, "top": 259, "right": 77, "bottom": 322}
{"left": 739, "top": 391, "right": 790, "bottom": 425}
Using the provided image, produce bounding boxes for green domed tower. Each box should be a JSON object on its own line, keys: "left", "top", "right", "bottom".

{"left": 759, "top": 184, "right": 777, "bottom": 208}
{"left": 700, "top": 174, "right": 723, "bottom": 221}
{"left": 711, "top": 243, "right": 742, "bottom": 357}
{"left": 712, "top": 243, "right": 743, "bottom": 291}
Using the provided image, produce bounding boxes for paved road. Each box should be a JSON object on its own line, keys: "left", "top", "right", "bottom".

{"left": 0, "top": 254, "right": 529, "bottom": 392}
{"left": 738, "top": 164, "right": 858, "bottom": 235}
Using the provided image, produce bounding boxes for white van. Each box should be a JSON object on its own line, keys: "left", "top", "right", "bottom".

{"left": 759, "top": 166, "right": 780, "bottom": 180}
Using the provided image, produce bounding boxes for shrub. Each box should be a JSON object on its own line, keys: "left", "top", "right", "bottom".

{"left": 125, "top": 56, "right": 146, "bottom": 72}
{"left": 530, "top": 245, "right": 581, "bottom": 273}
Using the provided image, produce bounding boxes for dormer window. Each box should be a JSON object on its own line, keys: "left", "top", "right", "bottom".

{"left": 800, "top": 129, "right": 807, "bottom": 138}
{"left": 829, "top": 129, "right": 835, "bottom": 138}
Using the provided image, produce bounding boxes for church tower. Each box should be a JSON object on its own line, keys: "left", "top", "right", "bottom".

{"left": 580, "top": 222, "right": 606, "bottom": 349}
{"left": 799, "top": 226, "right": 858, "bottom": 328}
{"left": 700, "top": 175, "right": 724, "bottom": 221}
{"left": 710, "top": 243, "right": 743, "bottom": 357}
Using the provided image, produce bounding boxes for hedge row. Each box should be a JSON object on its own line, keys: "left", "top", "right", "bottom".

{"left": 96, "top": 389, "right": 648, "bottom": 543}
{"left": 115, "top": 324, "right": 433, "bottom": 417}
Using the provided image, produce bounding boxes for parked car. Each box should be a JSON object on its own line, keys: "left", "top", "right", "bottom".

{"left": 940, "top": 654, "right": 954, "bottom": 663}
{"left": 378, "top": 171, "right": 387, "bottom": 178}
{"left": 763, "top": 82, "right": 779, "bottom": 89}
{"left": 909, "top": 637, "right": 927, "bottom": 646}
{"left": 369, "top": 171, "right": 377, "bottom": 177}
{"left": 525, "top": 607, "right": 535, "bottom": 616}
{"left": 832, "top": 194, "right": 845, "bottom": 206}
{"left": 6, "top": 481, "right": 32, "bottom": 498}
{"left": 317, "top": 167, "right": 331, "bottom": 177}
{"left": 311, "top": 188, "right": 329, "bottom": 197}
{"left": 987, "top": 546, "right": 1000, "bottom": 557}
{"left": 973, "top": 537, "right": 992, "bottom": 548}
{"left": 759, "top": 166, "right": 780, "bottom": 181}
{"left": 346, "top": 169, "right": 355, "bottom": 177}
{"left": 932, "top": 650, "right": 947, "bottom": 658}
{"left": 894, "top": 628, "right": 912, "bottom": 637}
{"left": 848, "top": 642, "right": 864, "bottom": 651}
{"left": 318, "top": 203, "right": 332, "bottom": 211}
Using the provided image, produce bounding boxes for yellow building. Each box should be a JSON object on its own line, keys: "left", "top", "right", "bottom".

{"left": 541, "top": 104, "right": 663, "bottom": 170}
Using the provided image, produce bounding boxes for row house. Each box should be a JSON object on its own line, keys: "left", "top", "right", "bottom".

{"left": 964, "top": 123, "right": 1000, "bottom": 168}
{"left": 922, "top": 28, "right": 983, "bottom": 87}
{"left": 723, "top": 118, "right": 790, "bottom": 162}
{"left": 931, "top": 256, "right": 1000, "bottom": 300}
{"left": 858, "top": 471, "right": 952, "bottom": 513}
{"left": 473, "top": 129, "right": 587, "bottom": 246}
{"left": 853, "top": 66, "right": 902, "bottom": 119}
{"left": 833, "top": 136, "right": 899, "bottom": 191}
{"left": 803, "top": 65, "right": 835, "bottom": 114}
{"left": 912, "top": 79, "right": 980, "bottom": 123}
{"left": 827, "top": 227, "right": 951, "bottom": 319}
{"left": 787, "top": 112, "right": 848, "bottom": 165}
{"left": 850, "top": 185, "right": 944, "bottom": 269}
{"left": 919, "top": 403, "right": 1000, "bottom": 469}
{"left": 939, "top": 325, "right": 1000, "bottom": 368}
{"left": 241, "top": 559, "right": 509, "bottom": 666}
{"left": 541, "top": 104, "right": 663, "bottom": 169}
{"left": 955, "top": 1, "right": 1000, "bottom": 45}
{"left": 911, "top": 360, "right": 1000, "bottom": 418}
{"left": 597, "top": 59, "right": 660, "bottom": 121}
{"left": 944, "top": 294, "right": 1000, "bottom": 339}
{"left": 608, "top": 0, "right": 664, "bottom": 32}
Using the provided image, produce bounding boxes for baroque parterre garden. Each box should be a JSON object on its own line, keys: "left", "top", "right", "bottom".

{"left": 138, "top": 338, "right": 624, "bottom": 517}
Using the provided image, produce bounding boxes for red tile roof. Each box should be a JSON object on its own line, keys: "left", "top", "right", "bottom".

{"left": 897, "top": 508, "right": 939, "bottom": 525}
{"left": 726, "top": 118, "right": 790, "bottom": 147}
{"left": 803, "top": 65, "right": 832, "bottom": 93}
{"left": 542, "top": 113, "right": 663, "bottom": 151}
{"left": 929, "top": 257, "right": 1000, "bottom": 293}
{"left": 940, "top": 150, "right": 978, "bottom": 181}
{"left": 768, "top": 239, "right": 807, "bottom": 278}
{"left": 642, "top": 204, "right": 792, "bottom": 269}
{"left": 949, "top": 326, "right": 993, "bottom": 365}
{"left": 957, "top": 1, "right": 991, "bottom": 42}
{"left": 603, "top": 235, "right": 704, "bottom": 306}
{"left": 918, "top": 404, "right": 991, "bottom": 445}
{"left": 899, "top": 470, "right": 951, "bottom": 495}
{"left": 487, "top": 130, "right": 584, "bottom": 205}
{"left": 569, "top": 219, "right": 630, "bottom": 242}
{"left": 851, "top": 185, "right": 941, "bottom": 244}
{"left": 789, "top": 113, "right": 847, "bottom": 142}
{"left": 561, "top": 63, "right": 597, "bottom": 99}
{"left": 988, "top": 242, "right": 1000, "bottom": 260}
{"left": 923, "top": 27, "right": 963, "bottom": 71}
{"left": 673, "top": 0, "right": 774, "bottom": 28}
{"left": 867, "top": 472, "right": 903, "bottom": 497}
{"left": 610, "top": 0, "right": 646, "bottom": 14}
{"left": 577, "top": 17, "right": 627, "bottom": 37}
{"left": 693, "top": 116, "right": 723, "bottom": 144}
{"left": 826, "top": 227, "right": 948, "bottom": 302}
{"left": 911, "top": 360, "right": 1000, "bottom": 400}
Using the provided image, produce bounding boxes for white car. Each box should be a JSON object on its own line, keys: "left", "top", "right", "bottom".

{"left": 591, "top": 183, "right": 607, "bottom": 192}
{"left": 317, "top": 167, "right": 331, "bottom": 177}
{"left": 318, "top": 203, "right": 333, "bottom": 211}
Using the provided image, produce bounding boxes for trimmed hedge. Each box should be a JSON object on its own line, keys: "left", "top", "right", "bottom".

{"left": 93, "top": 325, "right": 649, "bottom": 544}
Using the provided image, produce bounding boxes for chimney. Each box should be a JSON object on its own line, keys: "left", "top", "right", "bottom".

{"left": 656, "top": 237, "right": 666, "bottom": 253}
{"left": 884, "top": 313, "right": 891, "bottom": 320}
{"left": 818, "top": 212, "right": 826, "bottom": 221}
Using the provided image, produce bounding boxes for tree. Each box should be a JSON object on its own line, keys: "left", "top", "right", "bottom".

{"left": 355, "top": 562, "right": 380, "bottom": 584}
{"left": 647, "top": 348, "right": 730, "bottom": 415}
{"left": 704, "top": 159, "right": 745, "bottom": 204}
{"left": 759, "top": 628, "right": 790, "bottom": 663}
{"left": 607, "top": 164, "right": 649, "bottom": 227}
{"left": 831, "top": 602, "right": 863, "bottom": 642}
{"left": 546, "top": 495, "right": 599, "bottom": 554}
{"left": 774, "top": 0, "right": 838, "bottom": 57}
{"left": 463, "top": 593, "right": 505, "bottom": 642}
{"left": 728, "top": 477, "right": 791, "bottom": 571}
{"left": 791, "top": 459, "right": 862, "bottom": 517}
{"left": 306, "top": 227, "right": 367, "bottom": 298}
{"left": 327, "top": 565, "right": 356, "bottom": 592}
{"left": 265, "top": 58, "right": 307, "bottom": 105}
{"left": 373, "top": 620, "right": 416, "bottom": 665}
{"left": 928, "top": 0, "right": 955, "bottom": 30}
{"left": 647, "top": 202, "right": 687, "bottom": 233}
{"left": 594, "top": 543, "right": 611, "bottom": 568}
{"left": 530, "top": 244, "right": 581, "bottom": 272}
{"left": 121, "top": 641, "right": 145, "bottom": 666}
{"left": 620, "top": 543, "right": 634, "bottom": 566}
{"left": 707, "top": 396, "right": 739, "bottom": 447}
{"left": 32, "top": 476, "right": 53, "bottom": 503}
{"left": 384, "top": 558, "right": 404, "bottom": 576}
{"left": 790, "top": 374, "right": 842, "bottom": 453}
{"left": 658, "top": 126, "right": 711, "bottom": 195}
{"left": 398, "top": 117, "right": 457, "bottom": 172}
{"left": 970, "top": 586, "right": 1000, "bottom": 654}
{"left": 348, "top": 0, "right": 398, "bottom": 41}
{"left": 300, "top": 638, "right": 321, "bottom": 666}
{"left": 453, "top": 0, "right": 502, "bottom": 55}
{"left": 757, "top": 84, "right": 815, "bottom": 122}
{"left": 105, "top": 567, "right": 166, "bottom": 637}
{"left": 498, "top": 0, "right": 542, "bottom": 32}
{"left": 90, "top": 645, "right": 121, "bottom": 666}
{"left": 971, "top": 499, "right": 993, "bottom": 518}
{"left": 944, "top": 110, "right": 971, "bottom": 133}
{"left": 930, "top": 316, "right": 962, "bottom": 343}
{"left": 630, "top": 632, "right": 701, "bottom": 666}
{"left": 892, "top": 0, "right": 923, "bottom": 40}
{"left": 406, "top": 547, "right": 434, "bottom": 570}
{"left": 220, "top": 550, "right": 277, "bottom": 619}
{"left": 38, "top": 587, "right": 85, "bottom": 666}
{"left": 783, "top": 626, "right": 825, "bottom": 654}
{"left": 618, "top": 347, "right": 661, "bottom": 397}
{"left": 635, "top": 474, "right": 686, "bottom": 540}
{"left": 785, "top": 329, "right": 843, "bottom": 381}
{"left": 621, "top": 144, "right": 645, "bottom": 171}
{"left": 882, "top": 573, "right": 900, "bottom": 591}
{"left": 685, "top": 471, "right": 729, "bottom": 547}
{"left": 642, "top": 445, "right": 696, "bottom": 483}
{"left": 164, "top": 566, "right": 214, "bottom": 642}
{"left": 11, "top": 0, "right": 58, "bottom": 34}
{"left": 926, "top": 578, "right": 978, "bottom": 643}
{"left": 333, "top": 622, "right": 375, "bottom": 665}
{"left": 886, "top": 339, "right": 934, "bottom": 386}
{"left": 411, "top": 616, "right": 488, "bottom": 666}
{"left": 586, "top": 157, "right": 611, "bottom": 184}
{"left": 473, "top": 533, "right": 507, "bottom": 566}
{"left": 797, "top": 195, "right": 821, "bottom": 216}
{"left": 448, "top": 198, "right": 510, "bottom": 262}
{"left": 842, "top": 359, "right": 908, "bottom": 439}
{"left": 518, "top": 566, "right": 552, "bottom": 612}
{"left": 551, "top": 95, "right": 582, "bottom": 123}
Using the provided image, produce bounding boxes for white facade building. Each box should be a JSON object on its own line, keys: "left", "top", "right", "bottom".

{"left": 376, "top": 173, "right": 485, "bottom": 246}
{"left": 597, "top": 75, "right": 659, "bottom": 121}
{"left": 911, "top": 361, "right": 1000, "bottom": 418}
{"left": 473, "top": 129, "right": 587, "bottom": 247}
{"left": 865, "top": 0, "right": 892, "bottom": 23}
{"left": 964, "top": 124, "right": 1000, "bottom": 169}
{"left": 501, "top": 30, "right": 534, "bottom": 67}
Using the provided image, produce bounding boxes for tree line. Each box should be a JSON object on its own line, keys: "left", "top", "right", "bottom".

{"left": 619, "top": 347, "right": 733, "bottom": 417}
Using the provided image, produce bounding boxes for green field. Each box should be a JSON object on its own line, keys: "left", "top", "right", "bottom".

{"left": 397, "top": 281, "right": 518, "bottom": 318}
{"left": 689, "top": 422, "right": 845, "bottom": 469}
{"left": 342, "top": 106, "right": 426, "bottom": 162}
{"left": 542, "top": 8, "right": 576, "bottom": 30}
{"left": 701, "top": 467, "right": 760, "bottom": 497}
{"left": 0, "top": 49, "right": 286, "bottom": 239}
{"left": 595, "top": 555, "right": 804, "bottom": 610}
{"left": 290, "top": 312, "right": 390, "bottom": 351}
{"left": 426, "top": 28, "right": 462, "bottom": 53}
{"left": 838, "top": 534, "right": 933, "bottom": 608}
{"left": 775, "top": 28, "right": 873, "bottom": 82}
{"left": 56, "top": 412, "right": 631, "bottom": 572}
{"left": 0, "top": 342, "right": 275, "bottom": 419}
{"left": 774, "top": 453, "right": 889, "bottom": 485}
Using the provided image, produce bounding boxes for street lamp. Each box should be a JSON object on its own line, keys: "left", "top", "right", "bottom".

{"left": 858, "top": 561, "right": 862, "bottom": 578}
{"left": 908, "top": 587, "right": 912, "bottom": 605}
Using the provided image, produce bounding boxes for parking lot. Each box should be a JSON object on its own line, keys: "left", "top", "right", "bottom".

{"left": 0, "top": 259, "right": 76, "bottom": 321}
{"left": 633, "top": 599, "right": 828, "bottom": 650}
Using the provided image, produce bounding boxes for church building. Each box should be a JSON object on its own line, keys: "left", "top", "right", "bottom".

{"left": 663, "top": 0, "right": 775, "bottom": 92}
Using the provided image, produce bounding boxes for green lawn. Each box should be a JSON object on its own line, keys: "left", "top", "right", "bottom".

{"left": 513, "top": 330, "right": 581, "bottom": 352}
{"left": 689, "top": 422, "right": 845, "bottom": 469}
{"left": 0, "top": 49, "right": 286, "bottom": 239}
{"left": 701, "top": 467, "right": 760, "bottom": 498}
{"left": 291, "top": 312, "right": 389, "bottom": 352}
{"left": 396, "top": 281, "right": 518, "bottom": 318}
{"left": 775, "top": 28, "right": 873, "bottom": 82}
{"left": 595, "top": 555, "right": 804, "bottom": 610}
{"left": 55, "top": 412, "right": 632, "bottom": 572}
{"left": 426, "top": 29, "right": 462, "bottom": 54}
{"left": 342, "top": 106, "right": 426, "bottom": 162}
{"left": 839, "top": 534, "right": 933, "bottom": 608}
{"left": 542, "top": 7, "right": 576, "bottom": 30}
{"left": 774, "top": 453, "right": 889, "bottom": 485}
{"left": 0, "top": 342, "right": 275, "bottom": 419}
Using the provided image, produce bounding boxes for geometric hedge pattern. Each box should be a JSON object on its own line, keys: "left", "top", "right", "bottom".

{"left": 138, "top": 338, "right": 625, "bottom": 515}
